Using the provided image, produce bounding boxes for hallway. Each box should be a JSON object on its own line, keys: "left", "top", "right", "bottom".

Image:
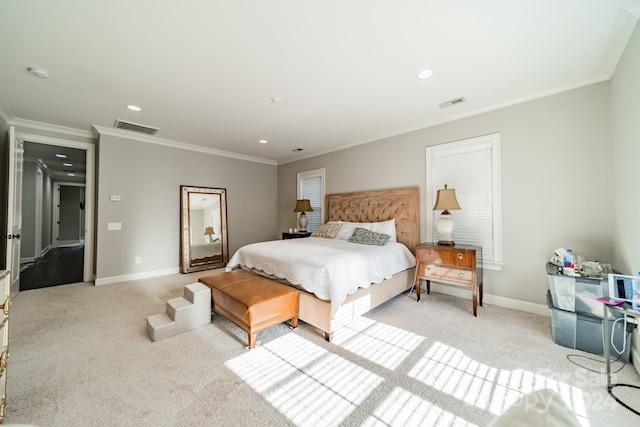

{"left": 19, "top": 246, "right": 84, "bottom": 290}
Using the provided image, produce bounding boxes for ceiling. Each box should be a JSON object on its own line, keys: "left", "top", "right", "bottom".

{"left": 23, "top": 142, "right": 86, "bottom": 183}
{"left": 2, "top": 1, "right": 639, "bottom": 172}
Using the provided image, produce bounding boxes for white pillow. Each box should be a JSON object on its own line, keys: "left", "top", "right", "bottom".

{"left": 335, "top": 221, "right": 373, "bottom": 240}
{"left": 371, "top": 219, "right": 397, "bottom": 242}
{"left": 335, "top": 219, "right": 397, "bottom": 242}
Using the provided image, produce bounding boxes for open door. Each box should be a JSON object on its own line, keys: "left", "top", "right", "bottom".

{"left": 5, "top": 126, "right": 23, "bottom": 296}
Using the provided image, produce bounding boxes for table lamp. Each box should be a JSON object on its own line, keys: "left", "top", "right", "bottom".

{"left": 293, "top": 199, "right": 313, "bottom": 232}
{"left": 433, "top": 184, "right": 461, "bottom": 246}
{"left": 204, "top": 226, "right": 215, "bottom": 243}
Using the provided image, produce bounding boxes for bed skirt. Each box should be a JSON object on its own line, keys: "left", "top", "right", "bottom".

{"left": 298, "top": 267, "right": 415, "bottom": 341}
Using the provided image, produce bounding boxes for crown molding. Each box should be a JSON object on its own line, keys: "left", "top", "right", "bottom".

{"left": 0, "top": 105, "right": 14, "bottom": 125}
{"left": 92, "top": 125, "right": 277, "bottom": 166}
{"left": 7, "top": 117, "right": 95, "bottom": 139}
{"left": 600, "top": 1, "right": 640, "bottom": 78}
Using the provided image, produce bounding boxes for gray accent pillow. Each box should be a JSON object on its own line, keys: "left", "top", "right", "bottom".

{"left": 311, "top": 222, "right": 342, "bottom": 239}
{"left": 348, "top": 227, "right": 390, "bottom": 246}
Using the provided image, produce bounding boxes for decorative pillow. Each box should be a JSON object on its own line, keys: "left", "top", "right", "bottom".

{"left": 335, "top": 221, "right": 373, "bottom": 240}
{"left": 348, "top": 227, "right": 391, "bottom": 246}
{"left": 371, "top": 218, "right": 397, "bottom": 242}
{"left": 310, "top": 222, "right": 342, "bottom": 239}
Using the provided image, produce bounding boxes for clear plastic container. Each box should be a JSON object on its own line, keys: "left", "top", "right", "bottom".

{"left": 634, "top": 272, "right": 640, "bottom": 311}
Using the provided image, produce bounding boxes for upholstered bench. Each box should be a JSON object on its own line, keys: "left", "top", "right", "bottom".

{"left": 198, "top": 270, "right": 299, "bottom": 349}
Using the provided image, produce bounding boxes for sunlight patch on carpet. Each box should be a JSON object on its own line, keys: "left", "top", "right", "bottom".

{"left": 408, "top": 341, "right": 590, "bottom": 424}
{"left": 226, "top": 333, "right": 384, "bottom": 426}
{"left": 362, "top": 386, "right": 478, "bottom": 427}
{"left": 333, "top": 316, "right": 425, "bottom": 370}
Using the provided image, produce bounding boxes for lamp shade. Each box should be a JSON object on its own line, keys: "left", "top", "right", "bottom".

{"left": 204, "top": 227, "right": 214, "bottom": 235}
{"left": 293, "top": 199, "right": 313, "bottom": 212}
{"left": 433, "top": 185, "right": 461, "bottom": 213}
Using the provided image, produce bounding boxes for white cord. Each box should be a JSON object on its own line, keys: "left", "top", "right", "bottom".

{"left": 610, "top": 314, "right": 627, "bottom": 355}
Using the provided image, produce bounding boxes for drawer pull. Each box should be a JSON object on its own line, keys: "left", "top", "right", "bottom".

{"left": 457, "top": 253, "right": 463, "bottom": 260}
{"left": 458, "top": 272, "right": 465, "bottom": 279}
{"left": 0, "top": 348, "right": 8, "bottom": 374}
{"left": 0, "top": 296, "right": 9, "bottom": 316}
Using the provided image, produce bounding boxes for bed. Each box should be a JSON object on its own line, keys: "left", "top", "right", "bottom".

{"left": 228, "top": 187, "right": 420, "bottom": 341}
{"left": 190, "top": 240, "right": 222, "bottom": 260}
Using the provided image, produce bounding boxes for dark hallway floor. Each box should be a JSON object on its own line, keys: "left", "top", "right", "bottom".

{"left": 19, "top": 246, "right": 84, "bottom": 290}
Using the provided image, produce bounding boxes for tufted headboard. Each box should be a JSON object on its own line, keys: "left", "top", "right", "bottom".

{"left": 325, "top": 187, "right": 420, "bottom": 254}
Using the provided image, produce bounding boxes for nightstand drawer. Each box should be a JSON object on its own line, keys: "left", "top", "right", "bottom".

{"left": 414, "top": 242, "right": 483, "bottom": 316}
{"left": 416, "top": 247, "right": 474, "bottom": 268}
{"left": 418, "top": 264, "right": 473, "bottom": 284}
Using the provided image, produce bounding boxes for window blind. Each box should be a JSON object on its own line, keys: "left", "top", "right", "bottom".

{"left": 299, "top": 172, "right": 323, "bottom": 232}
{"left": 429, "top": 139, "right": 496, "bottom": 261}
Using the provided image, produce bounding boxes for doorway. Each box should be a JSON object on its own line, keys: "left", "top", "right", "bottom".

{"left": 17, "top": 137, "right": 93, "bottom": 290}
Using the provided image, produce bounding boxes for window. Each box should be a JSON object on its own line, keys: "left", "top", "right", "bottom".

{"left": 426, "top": 133, "right": 503, "bottom": 269}
{"left": 297, "top": 168, "right": 325, "bottom": 232}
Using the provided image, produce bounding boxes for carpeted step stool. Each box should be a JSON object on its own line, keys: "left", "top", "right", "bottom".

{"left": 146, "top": 283, "right": 212, "bottom": 341}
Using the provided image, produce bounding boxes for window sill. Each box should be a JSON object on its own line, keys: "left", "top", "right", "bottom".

{"left": 482, "top": 260, "right": 503, "bottom": 271}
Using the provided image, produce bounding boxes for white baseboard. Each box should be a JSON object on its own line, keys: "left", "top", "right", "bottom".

{"left": 41, "top": 245, "right": 52, "bottom": 257}
{"left": 58, "top": 240, "right": 83, "bottom": 247}
{"left": 95, "top": 267, "right": 180, "bottom": 286}
{"left": 427, "top": 283, "right": 550, "bottom": 317}
{"left": 20, "top": 257, "right": 36, "bottom": 264}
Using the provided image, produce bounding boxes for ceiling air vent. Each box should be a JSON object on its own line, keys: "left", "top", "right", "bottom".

{"left": 439, "top": 97, "right": 466, "bottom": 109}
{"left": 114, "top": 119, "right": 159, "bottom": 136}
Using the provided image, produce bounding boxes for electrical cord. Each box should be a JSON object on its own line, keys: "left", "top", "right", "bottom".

{"left": 607, "top": 313, "right": 640, "bottom": 416}
{"left": 565, "top": 328, "right": 640, "bottom": 415}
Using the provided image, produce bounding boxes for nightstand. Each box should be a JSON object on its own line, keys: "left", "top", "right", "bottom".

{"left": 282, "top": 232, "right": 311, "bottom": 239}
{"left": 414, "top": 242, "right": 483, "bottom": 316}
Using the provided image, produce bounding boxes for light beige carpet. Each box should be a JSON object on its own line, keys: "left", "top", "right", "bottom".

{"left": 6, "top": 269, "right": 640, "bottom": 426}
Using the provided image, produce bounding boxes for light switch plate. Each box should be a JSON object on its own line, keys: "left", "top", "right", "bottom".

{"left": 110, "top": 194, "right": 121, "bottom": 202}
{"left": 108, "top": 222, "right": 122, "bottom": 230}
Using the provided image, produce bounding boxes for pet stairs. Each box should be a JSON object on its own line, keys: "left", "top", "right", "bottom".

{"left": 146, "top": 283, "right": 212, "bottom": 341}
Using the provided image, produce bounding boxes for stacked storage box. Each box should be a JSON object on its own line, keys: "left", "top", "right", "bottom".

{"left": 632, "top": 328, "right": 640, "bottom": 375}
{"left": 546, "top": 263, "right": 631, "bottom": 361}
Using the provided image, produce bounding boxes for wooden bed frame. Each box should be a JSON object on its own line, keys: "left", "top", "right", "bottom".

{"left": 298, "top": 186, "right": 420, "bottom": 341}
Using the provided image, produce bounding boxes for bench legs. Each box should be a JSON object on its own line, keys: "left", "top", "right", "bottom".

{"left": 247, "top": 315, "right": 299, "bottom": 349}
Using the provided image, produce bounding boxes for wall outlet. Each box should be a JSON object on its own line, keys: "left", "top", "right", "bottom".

{"left": 135, "top": 256, "right": 142, "bottom": 264}
{"left": 107, "top": 222, "right": 122, "bottom": 230}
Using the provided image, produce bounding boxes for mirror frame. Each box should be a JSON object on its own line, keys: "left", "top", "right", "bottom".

{"left": 180, "top": 185, "right": 229, "bottom": 273}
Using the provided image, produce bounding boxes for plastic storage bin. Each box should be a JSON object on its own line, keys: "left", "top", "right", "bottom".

{"left": 547, "top": 290, "right": 630, "bottom": 361}
{"left": 546, "top": 262, "right": 610, "bottom": 317}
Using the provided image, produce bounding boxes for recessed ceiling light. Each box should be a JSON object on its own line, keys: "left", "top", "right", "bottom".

{"left": 67, "top": 173, "right": 76, "bottom": 177}
{"left": 417, "top": 69, "right": 434, "bottom": 79}
{"left": 259, "top": 139, "right": 268, "bottom": 144}
{"left": 28, "top": 67, "right": 50, "bottom": 78}
{"left": 55, "top": 154, "right": 67, "bottom": 158}
{"left": 63, "top": 162, "right": 73, "bottom": 167}
{"left": 126, "top": 105, "right": 142, "bottom": 112}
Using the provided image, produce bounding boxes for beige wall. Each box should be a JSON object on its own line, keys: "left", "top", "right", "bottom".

{"left": 96, "top": 133, "right": 278, "bottom": 281}
{"left": 612, "top": 21, "right": 640, "bottom": 275}
{"left": 278, "top": 81, "right": 614, "bottom": 309}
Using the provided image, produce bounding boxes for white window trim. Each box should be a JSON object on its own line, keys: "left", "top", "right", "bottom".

{"left": 426, "top": 133, "right": 503, "bottom": 271}
{"left": 297, "top": 167, "right": 325, "bottom": 225}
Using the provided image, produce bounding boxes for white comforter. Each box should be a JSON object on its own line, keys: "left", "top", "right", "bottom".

{"left": 226, "top": 237, "right": 416, "bottom": 315}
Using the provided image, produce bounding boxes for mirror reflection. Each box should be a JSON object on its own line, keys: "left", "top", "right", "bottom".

{"left": 180, "top": 186, "right": 228, "bottom": 273}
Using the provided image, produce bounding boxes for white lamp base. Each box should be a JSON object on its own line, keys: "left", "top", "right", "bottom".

{"left": 298, "top": 212, "right": 308, "bottom": 232}
{"left": 436, "top": 213, "right": 455, "bottom": 246}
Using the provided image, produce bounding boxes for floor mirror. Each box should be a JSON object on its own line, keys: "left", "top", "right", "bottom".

{"left": 180, "top": 185, "right": 228, "bottom": 273}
